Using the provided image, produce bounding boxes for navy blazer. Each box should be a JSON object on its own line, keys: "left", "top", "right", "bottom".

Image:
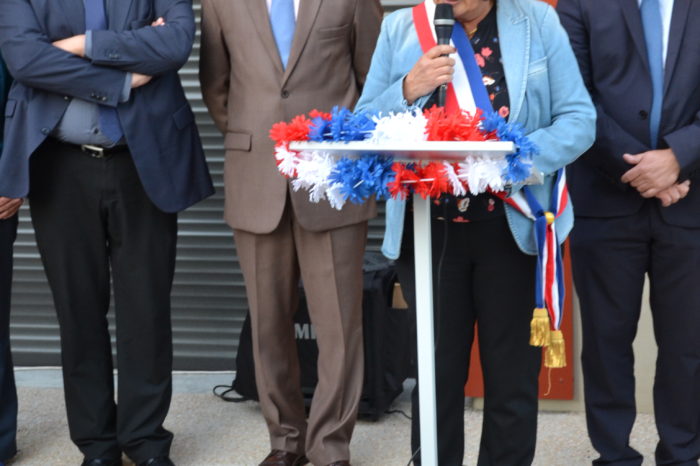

{"left": 0, "top": 55, "right": 11, "bottom": 153}
{"left": 558, "top": 0, "right": 700, "bottom": 227}
{"left": 0, "top": 0, "right": 214, "bottom": 213}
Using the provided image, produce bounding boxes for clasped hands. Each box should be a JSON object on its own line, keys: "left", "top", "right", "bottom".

{"left": 621, "top": 148, "right": 689, "bottom": 207}
{"left": 51, "top": 17, "right": 166, "bottom": 89}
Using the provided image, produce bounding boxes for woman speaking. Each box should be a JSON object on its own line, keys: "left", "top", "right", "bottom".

{"left": 355, "top": 0, "right": 595, "bottom": 464}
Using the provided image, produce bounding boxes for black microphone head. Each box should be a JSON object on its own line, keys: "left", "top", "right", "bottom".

{"left": 434, "top": 4, "right": 455, "bottom": 45}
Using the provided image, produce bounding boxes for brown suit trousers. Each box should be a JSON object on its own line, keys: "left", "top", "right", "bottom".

{"left": 199, "top": 0, "right": 383, "bottom": 463}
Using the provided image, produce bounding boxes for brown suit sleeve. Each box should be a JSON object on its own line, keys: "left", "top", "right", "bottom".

{"left": 350, "top": 0, "right": 383, "bottom": 92}
{"left": 199, "top": 0, "right": 230, "bottom": 134}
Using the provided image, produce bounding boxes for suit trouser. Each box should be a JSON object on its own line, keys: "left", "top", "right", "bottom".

{"left": 398, "top": 211, "right": 541, "bottom": 466}
{"left": 0, "top": 214, "right": 18, "bottom": 462}
{"left": 234, "top": 201, "right": 367, "bottom": 466}
{"left": 571, "top": 202, "right": 700, "bottom": 466}
{"left": 28, "top": 140, "right": 177, "bottom": 463}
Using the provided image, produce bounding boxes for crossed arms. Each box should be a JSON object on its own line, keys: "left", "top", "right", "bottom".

{"left": 0, "top": 0, "right": 195, "bottom": 107}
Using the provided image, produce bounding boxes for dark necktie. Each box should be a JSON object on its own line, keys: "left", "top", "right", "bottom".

{"left": 640, "top": 0, "right": 663, "bottom": 148}
{"left": 84, "top": 0, "right": 124, "bottom": 144}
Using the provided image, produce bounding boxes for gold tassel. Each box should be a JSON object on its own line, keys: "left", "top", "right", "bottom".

{"left": 529, "top": 307, "right": 551, "bottom": 347}
{"left": 544, "top": 330, "right": 567, "bottom": 368}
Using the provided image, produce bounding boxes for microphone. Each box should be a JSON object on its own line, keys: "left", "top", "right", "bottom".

{"left": 434, "top": 4, "right": 455, "bottom": 108}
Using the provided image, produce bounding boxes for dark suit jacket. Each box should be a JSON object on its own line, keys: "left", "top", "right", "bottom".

{"left": 557, "top": 0, "right": 700, "bottom": 227}
{"left": 0, "top": 0, "right": 213, "bottom": 213}
{"left": 0, "top": 55, "right": 11, "bottom": 152}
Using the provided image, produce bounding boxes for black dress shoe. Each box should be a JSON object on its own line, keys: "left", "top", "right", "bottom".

{"left": 80, "top": 459, "right": 122, "bottom": 466}
{"left": 259, "top": 450, "right": 309, "bottom": 466}
{"left": 137, "top": 457, "right": 175, "bottom": 466}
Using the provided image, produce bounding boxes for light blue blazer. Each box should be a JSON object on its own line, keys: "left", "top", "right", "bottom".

{"left": 355, "top": 0, "right": 596, "bottom": 259}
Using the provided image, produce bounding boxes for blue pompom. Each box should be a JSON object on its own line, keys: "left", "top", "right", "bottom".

{"left": 481, "top": 111, "right": 539, "bottom": 183}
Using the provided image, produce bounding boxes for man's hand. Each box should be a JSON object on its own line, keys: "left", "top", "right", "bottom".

{"left": 621, "top": 148, "right": 681, "bottom": 198}
{"left": 131, "top": 73, "right": 152, "bottom": 88}
{"left": 0, "top": 197, "right": 23, "bottom": 220}
{"left": 655, "top": 180, "right": 691, "bottom": 207}
{"left": 403, "top": 45, "right": 456, "bottom": 105}
{"left": 51, "top": 17, "right": 163, "bottom": 57}
{"left": 52, "top": 34, "right": 86, "bottom": 57}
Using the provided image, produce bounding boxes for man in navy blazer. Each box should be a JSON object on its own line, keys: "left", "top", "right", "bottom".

{"left": 0, "top": 52, "right": 20, "bottom": 466}
{"left": 0, "top": 1, "right": 213, "bottom": 465}
{"left": 558, "top": 0, "right": 700, "bottom": 464}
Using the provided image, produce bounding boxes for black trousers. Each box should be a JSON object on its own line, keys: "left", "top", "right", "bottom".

{"left": 398, "top": 211, "right": 541, "bottom": 466}
{"left": 0, "top": 214, "right": 18, "bottom": 461}
{"left": 28, "top": 140, "right": 177, "bottom": 463}
{"left": 571, "top": 202, "right": 700, "bottom": 466}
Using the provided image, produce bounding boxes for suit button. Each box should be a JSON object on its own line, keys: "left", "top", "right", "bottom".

{"left": 639, "top": 110, "right": 648, "bottom": 120}
{"left": 281, "top": 90, "right": 290, "bottom": 99}
{"left": 41, "top": 128, "right": 49, "bottom": 135}
{"left": 101, "top": 96, "right": 107, "bottom": 102}
{"left": 90, "top": 92, "right": 97, "bottom": 99}
{"left": 63, "top": 96, "right": 69, "bottom": 101}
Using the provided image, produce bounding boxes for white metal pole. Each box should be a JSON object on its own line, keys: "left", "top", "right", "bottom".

{"left": 412, "top": 194, "right": 438, "bottom": 466}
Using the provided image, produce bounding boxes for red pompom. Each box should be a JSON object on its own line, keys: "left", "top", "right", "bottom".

{"left": 423, "top": 106, "right": 489, "bottom": 142}
{"left": 389, "top": 163, "right": 420, "bottom": 200}
{"left": 269, "top": 115, "right": 312, "bottom": 146}
{"left": 415, "top": 162, "right": 449, "bottom": 199}
{"left": 309, "top": 109, "right": 333, "bottom": 121}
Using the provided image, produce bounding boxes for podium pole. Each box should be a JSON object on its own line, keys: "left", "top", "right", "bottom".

{"left": 413, "top": 194, "right": 438, "bottom": 466}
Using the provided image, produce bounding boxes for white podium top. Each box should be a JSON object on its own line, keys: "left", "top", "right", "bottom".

{"left": 289, "top": 140, "right": 516, "bottom": 162}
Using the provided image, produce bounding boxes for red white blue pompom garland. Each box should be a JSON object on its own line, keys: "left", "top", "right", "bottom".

{"left": 270, "top": 106, "right": 538, "bottom": 210}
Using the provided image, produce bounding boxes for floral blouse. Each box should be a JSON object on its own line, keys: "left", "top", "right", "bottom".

{"left": 429, "top": 5, "right": 509, "bottom": 223}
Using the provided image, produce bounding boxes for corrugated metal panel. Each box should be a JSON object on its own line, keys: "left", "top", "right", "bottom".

{"left": 9, "top": 0, "right": 420, "bottom": 370}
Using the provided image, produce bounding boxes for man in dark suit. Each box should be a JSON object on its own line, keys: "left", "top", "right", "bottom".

{"left": 0, "top": 52, "right": 21, "bottom": 466}
{"left": 0, "top": 1, "right": 213, "bottom": 465}
{"left": 558, "top": 0, "right": 700, "bottom": 464}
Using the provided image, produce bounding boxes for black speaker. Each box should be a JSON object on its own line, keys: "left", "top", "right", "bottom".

{"left": 227, "top": 253, "right": 412, "bottom": 421}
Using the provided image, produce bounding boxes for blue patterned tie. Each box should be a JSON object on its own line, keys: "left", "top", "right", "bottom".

{"left": 270, "top": 0, "right": 296, "bottom": 69}
{"left": 640, "top": 0, "right": 663, "bottom": 148}
{"left": 84, "top": 0, "right": 124, "bottom": 144}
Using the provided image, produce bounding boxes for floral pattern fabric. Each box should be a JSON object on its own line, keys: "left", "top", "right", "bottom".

{"left": 433, "top": 5, "right": 509, "bottom": 223}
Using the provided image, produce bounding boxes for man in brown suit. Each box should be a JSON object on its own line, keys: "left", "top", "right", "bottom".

{"left": 199, "top": 1, "right": 382, "bottom": 465}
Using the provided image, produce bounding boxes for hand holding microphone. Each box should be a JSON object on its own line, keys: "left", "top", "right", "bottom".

{"left": 402, "top": 4, "right": 456, "bottom": 106}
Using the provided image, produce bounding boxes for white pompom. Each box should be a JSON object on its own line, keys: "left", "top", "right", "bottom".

{"left": 275, "top": 146, "right": 300, "bottom": 178}
{"left": 369, "top": 111, "right": 428, "bottom": 144}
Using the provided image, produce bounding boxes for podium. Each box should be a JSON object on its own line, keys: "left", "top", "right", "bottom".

{"left": 290, "top": 140, "right": 533, "bottom": 465}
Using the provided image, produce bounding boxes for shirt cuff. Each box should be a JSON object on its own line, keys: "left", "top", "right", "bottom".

{"left": 85, "top": 30, "right": 93, "bottom": 59}
{"left": 120, "top": 73, "right": 132, "bottom": 102}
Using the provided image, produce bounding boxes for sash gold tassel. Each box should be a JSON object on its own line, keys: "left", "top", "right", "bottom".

{"left": 544, "top": 330, "right": 567, "bottom": 368}
{"left": 529, "top": 307, "right": 551, "bottom": 347}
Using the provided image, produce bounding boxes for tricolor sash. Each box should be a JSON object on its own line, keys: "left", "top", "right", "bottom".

{"left": 412, "top": 0, "right": 568, "bottom": 367}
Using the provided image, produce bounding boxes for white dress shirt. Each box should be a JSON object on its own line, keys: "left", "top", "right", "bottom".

{"left": 638, "top": 0, "right": 675, "bottom": 66}
{"left": 267, "top": 0, "right": 300, "bottom": 19}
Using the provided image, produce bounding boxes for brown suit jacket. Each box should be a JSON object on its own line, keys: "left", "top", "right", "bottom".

{"left": 199, "top": 0, "right": 382, "bottom": 234}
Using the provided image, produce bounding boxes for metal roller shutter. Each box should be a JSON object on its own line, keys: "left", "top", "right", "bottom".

{"left": 9, "top": 0, "right": 421, "bottom": 370}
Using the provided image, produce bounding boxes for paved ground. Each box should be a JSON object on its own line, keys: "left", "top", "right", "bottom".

{"left": 8, "top": 370, "right": 659, "bottom": 466}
